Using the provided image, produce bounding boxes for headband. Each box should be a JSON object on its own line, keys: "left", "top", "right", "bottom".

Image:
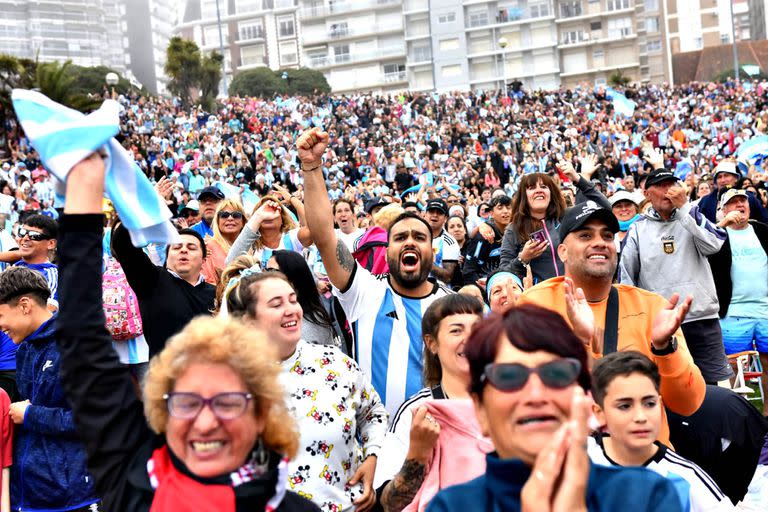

{"left": 219, "top": 263, "right": 261, "bottom": 318}
{"left": 486, "top": 271, "right": 523, "bottom": 297}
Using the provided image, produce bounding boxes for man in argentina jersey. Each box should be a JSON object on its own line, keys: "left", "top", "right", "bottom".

{"left": 13, "top": 214, "right": 59, "bottom": 308}
{"left": 424, "top": 199, "right": 460, "bottom": 286}
{"left": 298, "top": 127, "right": 453, "bottom": 416}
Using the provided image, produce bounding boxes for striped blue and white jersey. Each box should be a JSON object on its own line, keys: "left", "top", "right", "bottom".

{"left": 589, "top": 435, "right": 731, "bottom": 512}
{"left": 432, "top": 230, "right": 460, "bottom": 268}
{"left": 15, "top": 261, "right": 58, "bottom": 306}
{"left": 335, "top": 265, "right": 452, "bottom": 417}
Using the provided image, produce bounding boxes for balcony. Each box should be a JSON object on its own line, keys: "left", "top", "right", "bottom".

{"left": 300, "top": 0, "right": 401, "bottom": 19}
{"left": 308, "top": 46, "right": 406, "bottom": 68}
{"left": 383, "top": 70, "right": 408, "bottom": 83}
{"left": 404, "top": 25, "right": 430, "bottom": 39}
{"left": 303, "top": 22, "right": 403, "bottom": 44}
{"left": 407, "top": 49, "right": 432, "bottom": 65}
{"left": 466, "top": 7, "right": 554, "bottom": 30}
{"left": 235, "top": 29, "right": 266, "bottom": 43}
{"left": 403, "top": 0, "right": 428, "bottom": 13}
{"left": 333, "top": 71, "right": 408, "bottom": 92}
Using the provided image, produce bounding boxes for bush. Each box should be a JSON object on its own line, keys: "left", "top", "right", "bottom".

{"left": 229, "top": 67, "right": 330, "bottom": 97}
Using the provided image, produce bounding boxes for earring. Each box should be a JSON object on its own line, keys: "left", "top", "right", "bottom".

{"left": 253, "top": 437, "right": 269, "bottom": 473}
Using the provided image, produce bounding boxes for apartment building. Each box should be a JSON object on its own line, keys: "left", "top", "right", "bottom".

{"left": 556, "top": 0, "right": 668, "bottom": 88}
{"left": 298, "top": 0, "right": 407, "bottom": 93}
{"left": 0, "top": 0, "right": 130, "bottom": 72}
{"left": 176, "top": 0, "right": 302, "bottom": 89}
{"left": 125, "top": 0, "right": 178, "bottom": 94}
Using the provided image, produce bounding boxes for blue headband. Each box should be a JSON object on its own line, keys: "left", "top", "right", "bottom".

{"left": 486, "top": 271, "right": 523, "bottom": 297}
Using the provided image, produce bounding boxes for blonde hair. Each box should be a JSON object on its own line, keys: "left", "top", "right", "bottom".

{"left": 143, "top": 316, "right": 299, "bottom": 458}
{"left": 250, "top": 195, "right": 297, "bottom": 251}
{"left": 211, "top": 199, "right": 247, "bottom": 253}
{"left": 373, "top": 204, "right": 405, "bottom": 230}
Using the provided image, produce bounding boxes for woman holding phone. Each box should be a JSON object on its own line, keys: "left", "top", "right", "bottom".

{"left": 499, "top": 156, "right": 609, "bottom": 284}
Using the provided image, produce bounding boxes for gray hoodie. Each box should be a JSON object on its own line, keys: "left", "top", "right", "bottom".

{"left": 619, "top": 202, "right": 726, "bottom": 322}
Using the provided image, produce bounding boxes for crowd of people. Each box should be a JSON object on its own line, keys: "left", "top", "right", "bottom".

{"left": 0, "top": 78, "right": 766, "bottom": 511}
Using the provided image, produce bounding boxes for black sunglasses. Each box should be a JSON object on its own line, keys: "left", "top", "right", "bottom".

{"left": 16, "top": 227, "right": 50, "bottom": 241}
{"left": 218, "top": 211, "right": 244, "bottom": 220}
{"left": 481, "top": 358, "right": 581, "bottom": 392}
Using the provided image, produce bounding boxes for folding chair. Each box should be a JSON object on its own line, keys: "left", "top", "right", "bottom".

{"left": 727, "top": 350, "right": 764, "bottom": 404}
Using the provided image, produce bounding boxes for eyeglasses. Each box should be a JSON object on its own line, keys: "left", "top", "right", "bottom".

{"left": 218, "top": 211, "right": 244, "bottom": 220}
{"left": 481, "top": 358, "right": 581, "bottom": 392}
{"left": 164, "top": 392, "right": 253, "bottom": 420}
{"left": 16, "top": 228, "right": 49, "bottom": 241}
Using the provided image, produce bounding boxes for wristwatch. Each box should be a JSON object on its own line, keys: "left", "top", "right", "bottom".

{"left": 518, "top": 257, "right": 530, "bottom": 268}
{"left": 651, "top": 336, "right": 678, "bottom": 356}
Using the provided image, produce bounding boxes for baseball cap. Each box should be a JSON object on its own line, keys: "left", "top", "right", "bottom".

{"left": 644, "top": 168, "right": 678, "bottom": 188}
{"left": 714, "top": 160, "right": 740, "bottom": 178}
{"left": 182, "top": 199, "right": 200, "bottom": 212}
{"left": 719, "top": 188, "right": 748, "bottom": 209}
{"left": 198, "top": 186, "right": 225, "bottom": 201}
{"left": 559, "top": 201, "right": 620, "bottom": 241}
{"left": 425, "top": 199, "right": 448, "bottom": 215}
{"left": 610, "top": 190, "right": 641, "bottom": 207}
{"left": 364, "top": 197, "right": 390, "bottom": 214}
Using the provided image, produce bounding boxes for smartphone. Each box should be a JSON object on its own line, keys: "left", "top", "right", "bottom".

{"left": 530, "top": 229, "right": 547, "bottom": 243}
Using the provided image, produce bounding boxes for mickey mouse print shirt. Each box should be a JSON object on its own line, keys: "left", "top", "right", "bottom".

{"left": 281, "top": 339, "right": 388, "bottom": 512}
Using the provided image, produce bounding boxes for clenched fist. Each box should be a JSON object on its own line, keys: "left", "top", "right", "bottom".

{"left": 296, "top": 127, "right": 329, "bottom": 170}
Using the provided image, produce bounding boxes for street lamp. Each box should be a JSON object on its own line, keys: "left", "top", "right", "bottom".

{"left": 498, "top": 37, "right": 509, "bottom": 94}
{"left": 105, "top": 72, "right": 119, "bottom": 99}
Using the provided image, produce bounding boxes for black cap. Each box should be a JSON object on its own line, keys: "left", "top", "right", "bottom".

{"left": 425, "top": 199, "right": 448, "bottom": 215}
{"left": 198, "top": 186, "right": 225, "bottom": 201}
{"left": 365, "top": 197, "right": 390, "bottom": 214}
{"left": 559, "top": 201, "right": 620, "bottom": 241}
{"left": 644, "top": 168, "right": 678, "bottom": 188}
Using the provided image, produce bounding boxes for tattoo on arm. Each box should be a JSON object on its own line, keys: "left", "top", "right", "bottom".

{"left": 431, "top": 261, "right": 456, "bottom": 282}
{"left": 336, "top": 239, "right": 356, "bottom": 273}
{"left": 381, "top": 459, "right": 427, "bottom": 512}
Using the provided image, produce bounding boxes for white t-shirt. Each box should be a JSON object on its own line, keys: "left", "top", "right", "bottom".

{"left": 432, "top": 230, "right": 460, "bottom": 267}
{"left": 333, "top": 265, "right": 452, "bottom": 417}
{"left": 336, "top": 228, "right": 365, "bottom": 252}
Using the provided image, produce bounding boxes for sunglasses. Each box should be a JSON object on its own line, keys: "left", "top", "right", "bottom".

{"left": 16, "top": 228, "right": 49, "bottom": 241}
{"left": 481, "top": 358, "right": 581, "bottom": 392}
{"left": 218, "top": 211, "right": 244, "bottom": 220}
{"left": 164, "top": 392, "right": 253, "bottom": 420}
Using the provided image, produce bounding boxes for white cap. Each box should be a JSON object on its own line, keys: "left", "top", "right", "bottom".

{"left": 714, "top": 160, "right": 740, "bottom": 177}
{"left": 183, "top": 200, "right": 200, "bottom": 212}
{"left": 610, "top": 190, "right": 642, "bottom": 207}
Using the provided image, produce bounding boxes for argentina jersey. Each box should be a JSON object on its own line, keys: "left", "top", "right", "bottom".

{"left": 432, "top": 230, "right": 460, "bottom": 268}
{"left": 335, "top": 264, "right": 452, "bottom": 417}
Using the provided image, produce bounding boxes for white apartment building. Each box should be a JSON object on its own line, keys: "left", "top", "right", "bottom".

{"left": 298, "top": 0, "right": 407, "bottom": 93}
{"left": 125, "top": 0, "right": 178, "bottom": 94}
{"left": 176, "top": 0, "right": 302, "bottom": 89}
{"left": 0, "top": 0, "right": 129, "bottom": 72}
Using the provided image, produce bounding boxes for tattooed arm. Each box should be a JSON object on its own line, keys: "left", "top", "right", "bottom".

{"left": 431, "top": 261, "right": 457, "bottom": 284}
{"left": 297, "top": 128, "right": 354, "bottom": 290}
{"left": 380, "top": 459, "right": 427, "bottom": 512}
{"left": 381, "top": 406, "right": 440, "bottom": 512}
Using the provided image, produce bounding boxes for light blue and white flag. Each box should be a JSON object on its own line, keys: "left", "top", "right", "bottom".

{"left": 12, "top": 89, "right": 178, "bottom": 247}
{"left": 604, "top": 87, "right": 636, "bottom": 117}
{"left": 737, "top": 135, "right": 768, "bottom": 163}
{"left": 674, "top": 158, "right": 693, "bottom": 180}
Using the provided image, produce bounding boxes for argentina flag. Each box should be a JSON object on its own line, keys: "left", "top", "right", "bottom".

{"left": 12, "top": 89, "right": 179, "bottom": 247}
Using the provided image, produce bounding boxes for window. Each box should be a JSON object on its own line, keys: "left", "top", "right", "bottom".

{"left": 239, "top": 20, "right": 264, "bottom": 40}
{"left": 203, "top": 24, "right": 228, "bottom": 46}
{"left": 721, "top": 33, "right": 730, "bottom": 44}
{"left": 439, "top": 38, "right": 460, "bottom": 51}
{"left": 644, "top": 0, "right": 658, "bottom": 10}
{"left": 646, "top": 39, "right": 661, "bottom": 52}
{"left": 645, "top": 17, "right": 659, "bottom": 33}
{"left": 240, "top": 44, "right": 266, "bottom": 66}
{"left": 279, "top": 40, "right": 298, "bottom": 65}
{"left": 441, "top": 64, "right": 462, "bottom": 77}
{"left": 595, "top": 77, "right": 607, "bottom": 86}
{"left": 237, "top": 0, "right": 264, "bottom": 14}
{"left": 694, "top": 36, "right": 703, "bottom": 49}
{"left": 562, "top": 30, "right": 584, "bottom": 44}
{"left": 607, "top": 0, "right": 631, "bottom": 10}
{"left": 202, "top": 0, "right": 227, "bottom": 18}
{"left": 467, "top": 11, "right": 489, "bottom": 27}
{"left": 593, "top": 49, "right": 604, "bottom": 59}
{"left": 437, "top": 11, "right": 456, "bottom": 23}
{"left": 277, "top": 15, "right": 295, "bottom": 38}
{"left": 590, "top": 21, "right": 602, "bottom": 31}
{"left": 560, "top": 1, "right": 582, "bottom": 18}
{"left": 530, "top": 2, "right": 550, "bottom": 18}
{"left": 329, "top": 22, "right": 348, "bottom": 38}
{"left": 333, "top": 44, "right": 350, "bottom": 63}
{"left": 607, "top": 17, "right": 632, "bottom": 38}
{"left": 412, "top": 44, "right": 431, "bottom": 62}
{"left": 384, "top": 63, "right": 406, "bottom": 82}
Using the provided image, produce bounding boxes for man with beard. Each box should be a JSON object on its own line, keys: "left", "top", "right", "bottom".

{"left": 298, "top": 127, "right": 452, "bottom": 416}
{"left": 518, "top": 202, "right": 705, "bottom": 446}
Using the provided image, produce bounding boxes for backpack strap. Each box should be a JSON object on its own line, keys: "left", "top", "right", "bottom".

{"left": 603, "top": 286, "right": 620, "bottom": 355}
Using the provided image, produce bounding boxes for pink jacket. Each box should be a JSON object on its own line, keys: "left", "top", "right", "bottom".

{"left": 403, "top": 399, "right": 494, "bottom": 512}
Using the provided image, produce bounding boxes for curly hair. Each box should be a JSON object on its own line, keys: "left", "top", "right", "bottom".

{"left": 211, "top": 198, "right": 248, "bottom": 254}
{"left": 143, "top": 316, "right": 299, "bottom": 458}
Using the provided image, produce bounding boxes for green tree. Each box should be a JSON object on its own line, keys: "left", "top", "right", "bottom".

{"left": 282, "top": 67, "right": 331, "bottom": 95}
{"left": 198, "top": 51, "right": 223, "bottom": 111}
{"left": 229, "top": 67, "right": 286, "bottom": 97}
{"left": 34, "top": 60, "right": 101, "bottom": 112}
{"left": 165, "top": 36, "right": 202, "bottom": 106}
{"left": 608, "top": 70, "right": 631, "bottom": 88}
{"left": 66, "top": 64, "right": 133, "bottom": 96}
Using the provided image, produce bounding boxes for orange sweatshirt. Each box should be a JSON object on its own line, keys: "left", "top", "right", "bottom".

{"left": 518, "top": 277, "right": 706, "bottom": 445}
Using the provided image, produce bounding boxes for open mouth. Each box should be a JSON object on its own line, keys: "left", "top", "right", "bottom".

{"left": 281, "top": 320, "right": 298, "bottom": 329}
{"left": 587, "top": 254, "right": 608, "bottom": 261}
{"left": 532, "top": 193, "right": 546, "bottom": 201}
{"left": 191, "top": 440, "right": 226, "bottom": 455}
{"left": 400, "top": 251, "right": 420, "bottom": 272}
{"left": 517, "top": 415, "right": 558, "bottom": 426}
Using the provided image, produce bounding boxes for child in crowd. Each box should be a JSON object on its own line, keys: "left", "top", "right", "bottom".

{"left": 589, "top": 351, "right": 733, "bottom": 512}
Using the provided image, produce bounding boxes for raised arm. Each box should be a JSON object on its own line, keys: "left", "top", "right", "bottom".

{"left": 56, "top": 154, "right": 151, "bottom": 503}
{"left": 298, "top": 128, "right": 354, "bottom": 290}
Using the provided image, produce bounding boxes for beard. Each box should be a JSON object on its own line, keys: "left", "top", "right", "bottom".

{"left": 570, "top": 257, "right": 618, "bottom": 280}
{"left": 387, "top": 253, "right": 432, "bottom": 289}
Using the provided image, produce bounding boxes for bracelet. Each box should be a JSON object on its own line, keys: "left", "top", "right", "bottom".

{"left": 301, "top": 162, "right": 321, "bottom": 172}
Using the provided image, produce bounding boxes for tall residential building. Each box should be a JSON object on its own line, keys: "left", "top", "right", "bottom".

{"left": 124, "top": 0, "right": 178, "bottom": 94}
{"left": 176, "top": 0, "right": 302, "bottom": 89}
{"left": 0, "top": 0, "right": 129, "bottom": 72}
{"left": 298, "top": 0, "right": 406, "bottom": 93}
{"left": 556, "top": 0, "right": 668, "bottom": 88}
{"left": 749, "top": 0, "right": 767, "bottom": 41}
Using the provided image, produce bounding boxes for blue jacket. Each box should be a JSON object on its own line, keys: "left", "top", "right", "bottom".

{"left": 12, "top": 315, "right": 99, "bottom": 511}
{"left": 426, "top": 452, "right": 683, "bottom": 512}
